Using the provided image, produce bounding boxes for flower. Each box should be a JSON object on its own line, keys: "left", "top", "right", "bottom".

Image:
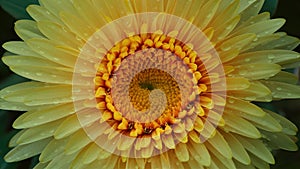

{"left": 1, "top": 0, "right": 300, "bottom": 168}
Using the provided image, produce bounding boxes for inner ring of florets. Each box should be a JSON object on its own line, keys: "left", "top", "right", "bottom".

{"left": 112, "top": 48, "right": 195, "bottom": 123}
{"left": 95, "top": 35, "right": 200, "bottom": 137}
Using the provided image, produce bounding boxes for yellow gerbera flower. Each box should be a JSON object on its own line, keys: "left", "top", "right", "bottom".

{"left": 1, "top": 0, "right": 299, "bottom": 168}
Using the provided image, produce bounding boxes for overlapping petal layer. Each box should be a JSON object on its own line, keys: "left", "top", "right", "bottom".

{"left": 1, "top": 0, "right": 299, "bottom": 169}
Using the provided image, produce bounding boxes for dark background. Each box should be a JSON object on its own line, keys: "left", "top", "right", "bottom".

{"left": 0, "top": 0, "right": 299, "bottom": 168}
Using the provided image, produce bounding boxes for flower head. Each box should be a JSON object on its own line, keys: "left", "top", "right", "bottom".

{"left": 1, "top": 0, "right": 299, "bottom": 168}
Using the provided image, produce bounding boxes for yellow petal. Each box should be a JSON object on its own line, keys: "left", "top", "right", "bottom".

{"left": 159, "top": 153, "right": 171, "bottom": 169}
{"left": 238, "top": 0, "right": 265, "bottom": 22}
{"left": 207, "top": 130, "right": 232, "bottom": 158}
{"left": 14, "top": 20, "right": 44, "bottom": 41}
{"left": 252, "top": 33, "right": 300, "bottom": 51}
{"left": 219, "top": 49, "right": 239, "bottom": 63}
{"left": 234, "top": 135, "right": 275, "bottom": 164}
{"left": 27, "top": 5, "right": 62, "bottom": 24}
{"left": 73, "top": 0, "right": 106, "bottom": 29}
{"left": 2, "top": 41, "right": 39, "bottom": 57}
{"left": 1, "top": 84, "right": 72, "bottom": 106}
{"left": 245, "top": 33, "right": 283, "bottom": 52}
{"left": 88, "top": 155, "right": 118, "bottom": 169}
{"left": 54, "top": 114, "right": 81, "bottom": 139}
{"left": 39, "top": 0, "right": 77, "bottom": 18}
{"left": 188, "top": 141, "right": 211, "bottom": 166}
{"left": 205, "top": 142, "right": 236, "bottom": 169}
{"left": 261, "top": 131, "right": 298, "bottom": 151}
{"left": 266, "top": 109, "right": 298, "bottom": 135}
{"left": 234, "top": 160, "right": 256, "bottom": 169}
{"left": 225, "top": 77, "right": 251, "bottom": 91}
{"left": 211, "top": 16, "right": 240, "bottom": 43}
{"left": 13, "top": 103, "right": 74, "bottom": 129}
{"left": 0, "top": 82, "right": 50, "bottom": 102}
{"left": 166, "top": 0, "right": 194, "bottom": 18}
{"left": 150, "top": 155, "right": 163, "bottom": 169}
{"left": 225, "top": 96, "right": 266, "bottom": 117}
{"left": 39, "top": 137, "right": 69, "bottom": 162}
{"left": 8, "top": 130, "right": 26, "bottom": 147}
{"left": 27, "top": 38, "right": 78, "bottom": 67}
{"left": 5, "top": 138, "right": 51, "bottom": 162}
{"left": 125, "top": 158, "right": 139, "bottom": 169}
{"left": 93, "top": 0, "right": 133, "bottom": 21}
{"left": 37, "top": 21, "right": 83, "bottom": 49}
{"left": 0, "top": 98, "right": 32, "bottom": 111}
{"left": 33, "top": 162, "right": 49, "bottom": 169}
{"left": 262, "top": 81, "right": 300, "bottom": 99}
{"left": 169, "top": 150, "right": 185, "bottom": 169}
{"left": 238, "top": 110, "right": 282, "bottom": 132}
{"left": 9, "top": 66, "right": 73, "bottom": 84}
{"left": 222, "top": 131, "right": 251, "bottom": 165}
{"left": 218, "top": 33, "right": 256, "bottom": 52}
{"left": 229, "top": 50, "right": 300, "bottom": 66}
{"left": 228, "top": 63, "right": 281, "bottom": 80}
{"left": 3, "top": 55, "right": 73, "bottom": 73}
{"left": 60, "top": 12, "right": 94, "bottom": 40}
{"left": 175, "top": 143, "right": 189, "bottom": 162}
{"left": 193, "top": 0, "right": 221, "bottom": 29}
{"left": 237, "top": 12, "right": 270, "bottom": 29}
{"left": 45, "top": 153, "right": 78, "bottom": 169}
{"left": 266, "top": 71, "right": 299, "bottom": 84}
{"left": 64, "top": 129, "right": 91, "bottom": 155}
{"left": 223, "top": 113, "right": 261, "bottom": 138}
{"left": 82, "top": 143, "right": 102, "bottom": 164}
{"left": 210, "top": 0, "right": 239, "bottom": 29}
{"left": 16, "top": 119, "right": 63, "bottom": 144}
{"left": 248, "top": 152, "right": 270, "bottom": 169}
{"left": 228, "top": 81, "right": 272, "bottom": 102}
{"left": 183, "top": 0, "right": 205, "bottom": 23}
{"left": 231, "top": 19, "right": 285, "bottom": 38}
{"left": 162, "top": 134, "right": 175, "bottom": 149}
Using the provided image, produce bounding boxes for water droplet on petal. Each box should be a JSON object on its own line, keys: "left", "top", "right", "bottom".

{"left": 36, "top": 72, "right": 42, "bottom": 76}
{"left": 228, "top": 98, "right": 235, "bottom": 104}
{"left": 245, "top": 58, "right": 251, "bottom": 62}
{"left": 239, "top": 70, "right": 247, "bottom": 76}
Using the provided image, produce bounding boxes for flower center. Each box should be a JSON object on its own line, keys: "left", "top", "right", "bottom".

{"left": 94, "top": 33, "right": 205, "bottom": 137}
{"left": 128, "top": 68, "right": 180, "bottom": 118}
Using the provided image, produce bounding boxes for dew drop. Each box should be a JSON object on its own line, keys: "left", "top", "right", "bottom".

{"left": 228, "top": 98, "right": 235, "bottom": 104}
{"left": 226, "top": 25, "right": 234, "bottom": 30}
{"left": 38, "top": 116, "right": 44, "bottom": 119}
{"left": 36, "top": 72, "right": 43, "bottom": 76}
{"left": 53, "top": 57, "right": 60, "bottom": 61}
{"left": 267, "top": 54, "right": 276, "bottom": 59}
{"left": 62, "top": 27, "right": 68, "bottom": 33}
{"left": 238, "top": 70, "right": 247, "bottom": 76}
{"left": 194, "top": 155, "right": 200, "bottom": 160}
{"left": 221, "top": 46, "right": 232, "bottom": 51}
{"left": 276, "top": 87, "right": 282, "bottom": 91}
{"left": 75, "top": 36, "right": 82, "bottom": 41}
{"left": 248, "top": 0, "right": 256, "bottom": 3}
{"left": 245, "top": 58, "right": 251, "bottom": 62}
